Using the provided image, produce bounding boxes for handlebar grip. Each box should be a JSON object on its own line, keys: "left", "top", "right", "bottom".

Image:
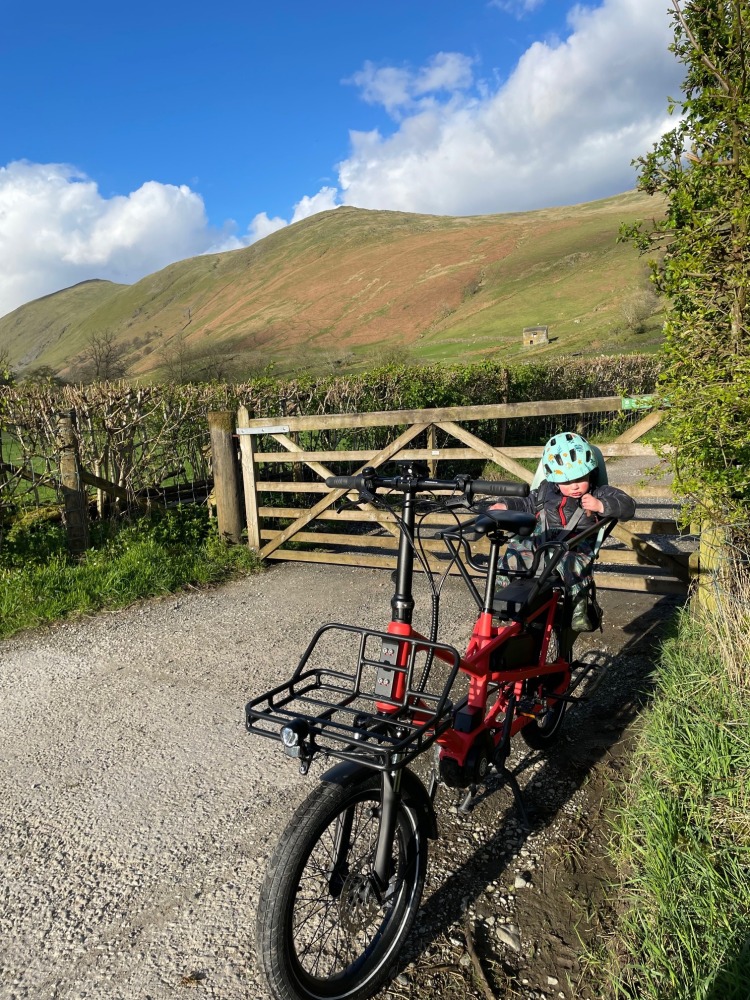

{"left": 325, "top": 475, "right": 367, "bottom": 490}
{"left": 471, "top": 480, "right": 530, "bottom": 498}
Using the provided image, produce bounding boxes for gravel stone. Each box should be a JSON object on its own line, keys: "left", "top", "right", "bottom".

{"left": 0, "top": 550, "right": 682, "bottom": 1000}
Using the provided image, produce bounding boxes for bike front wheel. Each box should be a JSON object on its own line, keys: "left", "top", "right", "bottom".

{"left": 256, "top": 772, "right": 427, "bottom": 1000}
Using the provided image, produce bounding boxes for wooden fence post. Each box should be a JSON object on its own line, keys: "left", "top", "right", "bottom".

{"left": 56, "top": 411, "right": 90, "bottom": 556}
{"left": 237, "top": 406, "right": 261, "bottom": 551}
{"left": 696, "top": 523, "right": 725, "bottom": 613}
{"left": 208, "top": 410, "right": 243, "bottom": 544}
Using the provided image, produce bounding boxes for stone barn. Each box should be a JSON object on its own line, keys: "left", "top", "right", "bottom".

{"left": 522, "top": 325, "right": 549, "bottom": 347}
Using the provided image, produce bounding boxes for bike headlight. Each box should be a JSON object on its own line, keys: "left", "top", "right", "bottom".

{"left": 281, "top": 718, "right": 309, "bottom": 753}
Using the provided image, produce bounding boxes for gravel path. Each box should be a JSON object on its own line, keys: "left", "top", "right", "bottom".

{"left": 0, "top": 558, "right": 681, "bottom": 1000}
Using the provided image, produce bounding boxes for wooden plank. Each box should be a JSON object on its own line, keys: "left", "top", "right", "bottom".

{"left": 259, "top": 506, "right": 684, "bottom": 538}
{"left": 265, "top": 548, "right": 688, "bottom": 594}
{"left": 256, "top": 479, "right": 673, "bottom": 499}
{"left": 610, "top": 520, "right": 691, "bottom": 582}
{"left": 237, "top": 405, "right": 261, "bottom": 551}
{"left": 255, "top": 447, "right": 480, "bottom": 463}
{"left": 258, "top": 422, "right": 425, "bottom": 559}
{"left": 609, "top": 483, "right": 674, "bottom": 500}
{"left": 253, "top": 443, "right": 662, "bottom": 463}
{"left": 619, "top": 518, "right": 680, "bottom": 534}
{"left": 78, "top": 469, "right": 128, "bottom": 501}
{"left": 259, "top": 506, "right": 487, "bottom": 530}
{"left": 259, "top": 527, "right": 688, "bottom": 569}
{"left": 259, "top": 529, "right": 460, "bottom": 553}
{"left": 260, "top": 505, "right": 397, "bottom": 523}
{"left": 267, "top": 430, "right": 401, "bottom": 540}
{"left": 266, "top": 548, "right": 486, "bottom": 576}
{"left": 593, "top": 572, "right": 687, "bottom": 595}
{"left": 239, "top": 396, "right": 625, "bottom": 433}
{"left": 436, "top": 420, "right": 534, "bottom": 482}
{"left": 616, "top": 409, "right": 663, "bottom": 444}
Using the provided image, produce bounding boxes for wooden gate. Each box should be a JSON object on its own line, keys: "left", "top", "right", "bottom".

{"left": 213, "top": 397, "right": 690, "bottom": 595}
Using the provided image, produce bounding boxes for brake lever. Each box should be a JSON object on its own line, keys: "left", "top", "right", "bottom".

{"left": 335, "top": 485, "right": 379, "bottom": 513}
{"left": 442, "top": 495, "right": 471, "bottom": 511}
{"left": 335, "top": 497, "right": 363, "bottom": 513}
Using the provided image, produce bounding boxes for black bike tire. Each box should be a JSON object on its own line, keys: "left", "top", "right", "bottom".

{"left": 256, "top": 773, "right": 427, "bottom": 1000}
{"left": 520, "top": 627, "right": 569, "bottom": 750}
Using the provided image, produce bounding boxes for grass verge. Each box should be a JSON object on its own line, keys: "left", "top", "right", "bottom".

{"left": 0, "top": 506, "right": 261, "bottom": 640}
{"left": 604, "top": 555, "right": 750, "bottom": 999}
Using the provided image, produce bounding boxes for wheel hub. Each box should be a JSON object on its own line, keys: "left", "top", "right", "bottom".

{"left": 339, "top": 872, "right": 381, "bottom": 934}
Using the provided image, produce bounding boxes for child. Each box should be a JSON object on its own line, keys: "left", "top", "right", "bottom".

{"left": 490, "top": 432, "right": 636, "bottom": 631}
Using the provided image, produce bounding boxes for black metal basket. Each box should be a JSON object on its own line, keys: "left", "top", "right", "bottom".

{"left": 245, "top": 623, "right": 461, "bottom": 771}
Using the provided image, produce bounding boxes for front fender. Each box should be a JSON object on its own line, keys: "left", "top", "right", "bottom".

{"left": 320, "top": 761, "right": 439, "bottom": 840}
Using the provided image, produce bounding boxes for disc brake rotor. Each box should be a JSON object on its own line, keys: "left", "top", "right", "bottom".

{"left": 339, "top": 872, "right": 382, "bottom": 934}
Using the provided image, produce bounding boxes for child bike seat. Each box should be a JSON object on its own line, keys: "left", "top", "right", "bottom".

{"left": 493, "top": 578, "right": 553, "bottom": 619}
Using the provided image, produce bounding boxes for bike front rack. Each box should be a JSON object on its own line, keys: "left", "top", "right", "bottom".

{"left": 245, "top": 623, "right": 462, "bottom": 771}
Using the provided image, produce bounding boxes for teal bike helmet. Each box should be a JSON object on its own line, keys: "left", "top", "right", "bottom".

{"left": 541, "top": 432, "right": 599, "bottom": 482}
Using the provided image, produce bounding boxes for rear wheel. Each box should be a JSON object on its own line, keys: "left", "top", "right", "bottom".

{"left": 521, "top": 626, "right": 570, "bottom": 750}
{"left": 256, "top": 773, "right": 427, "bottom": 1000}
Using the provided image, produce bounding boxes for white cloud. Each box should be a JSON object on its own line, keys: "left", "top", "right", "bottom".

{"left": 490, "top": 0, "right": 546, "bottom": 16}
{"left": 335, "top": 0, "right": 681, "bottom": 215}
{"left": 0, "top": 160, "right": 228, "bottom": 317}
{"left": 246, "top": 211, "right": 288, "bottom": 242}
{"left": 345, "top": 52, "right": 475, "bottom": 116}
{"left": 291, "top": 187, "right": 340, "bottom": 223}
{"left": 0, "top": 0, "right": 683, "bottom": 319}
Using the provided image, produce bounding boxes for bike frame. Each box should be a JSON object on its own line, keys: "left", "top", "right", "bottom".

{"left": 246, "top": 468, "right": 610, "bottom": 896}
{"left": 365, "top": 475, "right": 608, "bottom": 888}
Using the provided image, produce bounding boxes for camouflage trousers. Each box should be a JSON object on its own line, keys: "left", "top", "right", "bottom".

{"left": 497, "top": 534, "right": 597, "bottom": 603}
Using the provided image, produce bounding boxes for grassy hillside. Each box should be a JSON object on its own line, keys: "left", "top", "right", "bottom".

{"left": 0, "top": 191, "right": 665, "bottom": 379}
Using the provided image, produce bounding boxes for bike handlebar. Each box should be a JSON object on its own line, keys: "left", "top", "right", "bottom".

{"left": 325, "top": 472, "right": 529, "bottom": 499}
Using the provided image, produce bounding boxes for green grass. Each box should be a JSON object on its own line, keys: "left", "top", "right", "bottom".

{"left": 0, "top": 505, "right": 261, "bottom": 639}
{"left": 604, "top": 570, "right": 750, "bottom": 999}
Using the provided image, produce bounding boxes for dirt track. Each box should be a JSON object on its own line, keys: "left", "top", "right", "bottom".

{"left": 0, "top": 560, "right": 682, "bottom": 1000}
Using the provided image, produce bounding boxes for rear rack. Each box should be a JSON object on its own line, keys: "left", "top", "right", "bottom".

{"left": 245, "top": 623, "right": 461, "bottom": 771}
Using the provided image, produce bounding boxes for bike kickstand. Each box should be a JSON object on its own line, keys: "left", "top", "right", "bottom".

{"left": 458, "top": 784, "right": 478, "bottom": 814}
{"left": 497, "top": 763, "right": 531, "bottom": 831}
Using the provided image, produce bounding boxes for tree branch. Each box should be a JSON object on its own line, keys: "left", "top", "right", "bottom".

{"left": 672, "top": 0, "right": 731, "bottom": 93}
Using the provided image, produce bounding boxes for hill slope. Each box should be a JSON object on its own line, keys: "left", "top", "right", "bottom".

{"left": 0, "top": 191, "right": 664, "bottom": 379}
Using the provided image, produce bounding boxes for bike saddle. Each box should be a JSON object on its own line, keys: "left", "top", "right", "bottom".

{"left": 470, "top": 510, "right": 537, "bottom": 538}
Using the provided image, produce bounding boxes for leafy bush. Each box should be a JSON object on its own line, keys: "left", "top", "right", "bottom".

{"left": 0, "top": 506, "right": 260, "bottom": 639}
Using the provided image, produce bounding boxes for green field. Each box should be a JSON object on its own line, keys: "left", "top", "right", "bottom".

{"left": 0, "top": 191, "right": 666, "bottom": 381}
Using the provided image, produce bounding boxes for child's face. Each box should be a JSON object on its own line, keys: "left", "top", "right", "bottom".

{"left": 557, "top": 475, "right": 591, "bottom": 498}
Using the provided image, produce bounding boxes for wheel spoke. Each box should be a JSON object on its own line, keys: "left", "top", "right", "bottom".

{"left": 257, "top": 776, "right": 425, "bottom": 1000}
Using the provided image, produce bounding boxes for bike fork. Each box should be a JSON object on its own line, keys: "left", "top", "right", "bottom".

{"left": 372, "top": 770, "right": 401, "bottom": 894}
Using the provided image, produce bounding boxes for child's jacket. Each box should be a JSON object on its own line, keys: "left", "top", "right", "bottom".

{"left": 501, "top": 480, "right": 636, "bottom": 539}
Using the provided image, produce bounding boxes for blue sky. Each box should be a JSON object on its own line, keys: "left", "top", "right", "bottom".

{"left": 0, "top": 0, "right": 682, "bottom": 318}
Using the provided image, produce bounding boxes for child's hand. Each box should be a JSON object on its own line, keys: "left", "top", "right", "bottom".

{"left": 489, "top": 502, "right": 508, "bottom": 510}
{"left": 581, "top": 494, "right": 604, "bottom": 515}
